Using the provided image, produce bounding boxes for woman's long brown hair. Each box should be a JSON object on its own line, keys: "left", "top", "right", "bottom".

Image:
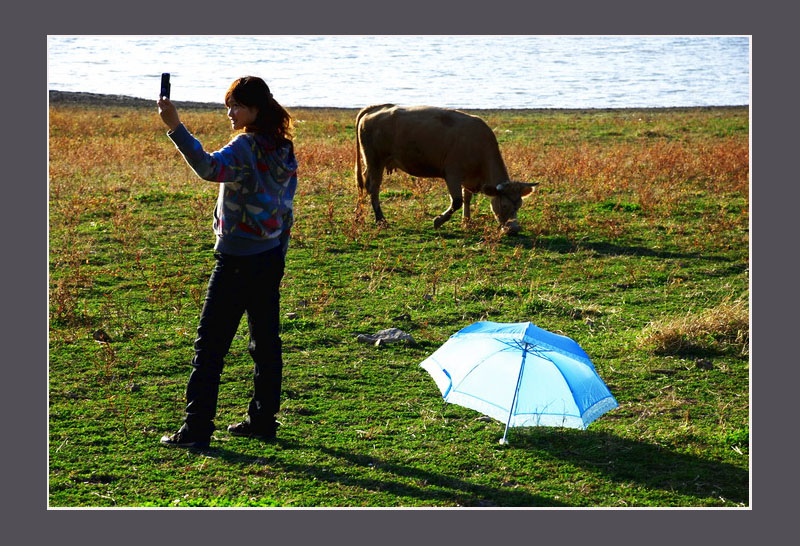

{"left": 224, "top": 76, "right": 293, "bottom": 141}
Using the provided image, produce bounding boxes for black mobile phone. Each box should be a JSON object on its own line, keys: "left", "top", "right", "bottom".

{"left": 160, "top": 73, "right": 171, "bottom": 99}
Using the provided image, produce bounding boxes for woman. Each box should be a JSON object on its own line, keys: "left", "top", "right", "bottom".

{"left": 158, "top": 76, "right": 297, "bottom": 448}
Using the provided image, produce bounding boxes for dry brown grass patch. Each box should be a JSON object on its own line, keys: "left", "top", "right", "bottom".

{"left": 638, "top": 296, "right": 749, "bottom": 356}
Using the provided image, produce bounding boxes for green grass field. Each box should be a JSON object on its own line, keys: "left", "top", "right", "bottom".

{"left": 48, "top": 102, "right": 749, "bottom": 507}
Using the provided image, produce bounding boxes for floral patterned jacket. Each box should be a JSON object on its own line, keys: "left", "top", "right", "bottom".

{"left": 168, "top": 123, "right": 297, "bottom": 256}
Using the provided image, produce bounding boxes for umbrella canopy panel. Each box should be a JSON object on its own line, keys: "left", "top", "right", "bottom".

{"left": 423, "top": 335, "right": 522, "bottom": 423}
{"left": 512, "top": 345, "right": 616, "bottom": 429}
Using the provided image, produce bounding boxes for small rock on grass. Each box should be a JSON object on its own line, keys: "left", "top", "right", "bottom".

{"left": 695, "top": 359, "right": 714, "bottom": 370}
{"left": 356, "top": 328, "right": 416, "bottom": 347}
{"left": 92, "top": 329, "right": 112, "bottom": 342}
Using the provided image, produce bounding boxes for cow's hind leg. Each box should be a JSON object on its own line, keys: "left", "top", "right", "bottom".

{"left": 364, "top": 163, "right": 387, "bottom": 224}
{"left": 434, "top": 176, "right": 464, "bottom": 229}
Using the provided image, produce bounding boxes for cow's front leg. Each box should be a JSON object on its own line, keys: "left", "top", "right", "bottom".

{"left": 434, "top": 177, "right": 463, "bottom": 229}
{"left": 371, "top": 193, "right": 386, "bottom": 224}
{"left": 462, "top": 188, "right": 473, "bottom": 223}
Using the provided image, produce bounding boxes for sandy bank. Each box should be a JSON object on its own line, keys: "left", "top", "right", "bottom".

{"left": 49, "top": 90, "right": 748, "bottom": 115}
{"left": 49, "top": 90, "right": 223, "bottom": 110}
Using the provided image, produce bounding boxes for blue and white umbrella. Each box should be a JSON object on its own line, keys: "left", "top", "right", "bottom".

{"left": 420, "top": 321, "right": 618, "bottom": 444}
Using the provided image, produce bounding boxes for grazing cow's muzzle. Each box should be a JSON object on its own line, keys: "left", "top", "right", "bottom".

{"left": 504, "top": 219, "right": 522, "bottom": 235}
{"left": 490, "top": 195, "right": 523, "bottom": 234}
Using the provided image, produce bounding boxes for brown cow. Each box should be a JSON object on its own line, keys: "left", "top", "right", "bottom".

{"left": 355, "top": 104, "right": 537, "bottom": 234}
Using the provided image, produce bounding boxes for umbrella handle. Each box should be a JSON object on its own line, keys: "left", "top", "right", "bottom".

{"left": 500, "top": 343, "right": 529, "bottom": 446}
{"left": 500, "top": 417, "right": 512, "bottom": 445}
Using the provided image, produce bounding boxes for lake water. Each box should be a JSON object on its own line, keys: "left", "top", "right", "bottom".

{"left": 47, "top": 35, "right": 750, "bottom": 109}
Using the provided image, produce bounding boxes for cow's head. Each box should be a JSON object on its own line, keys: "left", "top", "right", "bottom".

{"left": 482, "top": 181, "right": 539, "bottom": 234}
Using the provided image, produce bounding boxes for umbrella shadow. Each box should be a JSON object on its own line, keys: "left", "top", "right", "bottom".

{"left": 512, "top": 429, "right": 749, "bottom": 504}
{"left": 196, "top": 441, "right": 567, "bottom": 507}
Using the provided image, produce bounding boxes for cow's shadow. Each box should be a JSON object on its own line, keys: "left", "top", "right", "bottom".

{"left": 500, "top": 233, "right": 738, "bottom": 262}
{"left": 387, "top": 223, "right": 735, "bottom": 263}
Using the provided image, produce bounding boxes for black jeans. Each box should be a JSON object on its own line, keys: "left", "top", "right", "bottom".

{"left": 183, "top": 246, "right": 285, "bottom": 437}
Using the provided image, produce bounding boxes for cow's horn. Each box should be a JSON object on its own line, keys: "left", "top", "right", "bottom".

{"left": 497, "top": 181, "right": 540, "bottom": 192}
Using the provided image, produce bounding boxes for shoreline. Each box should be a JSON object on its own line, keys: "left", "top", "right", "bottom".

{"left": 48, "top": 90, "right": 749, "bottom": 114}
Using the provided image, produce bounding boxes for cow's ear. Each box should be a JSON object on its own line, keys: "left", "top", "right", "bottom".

{"left": 482, "top": 185, "right": 500, "bottom": 196}
{"left": 520, "top": 186, "right": 534, "bottom": 197}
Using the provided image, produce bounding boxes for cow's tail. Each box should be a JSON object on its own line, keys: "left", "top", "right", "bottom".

{"left": 355, "top": 107, "right": 366, "bottom": 195}
{"left": 354, "top": 104, "right": 394, "bottom": 195}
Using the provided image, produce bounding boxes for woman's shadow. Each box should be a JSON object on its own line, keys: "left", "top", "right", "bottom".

{"left": 196, "top": 438, "right": 566, "bottom": 507}
{"left": 195, "top": 428, "right": 747, "bottom": 506}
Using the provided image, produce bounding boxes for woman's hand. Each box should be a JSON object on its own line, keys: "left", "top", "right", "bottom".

{"left": 157, "top": 96, "right": 181, "bottom": 131}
